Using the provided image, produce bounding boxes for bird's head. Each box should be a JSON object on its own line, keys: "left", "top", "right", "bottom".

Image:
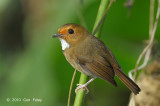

{"left": 53, "top": 24, "right": 90, "bottom": 48}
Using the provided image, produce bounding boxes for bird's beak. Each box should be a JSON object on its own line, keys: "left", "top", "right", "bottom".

{"left": 52, "top": 33, "right": 62, "bottom": 38}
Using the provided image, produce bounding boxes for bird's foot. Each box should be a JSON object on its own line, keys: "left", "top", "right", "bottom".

{"left": 75, "top": 84, "right": 89, "bottom": 94}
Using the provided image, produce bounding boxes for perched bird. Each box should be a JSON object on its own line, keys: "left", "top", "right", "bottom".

{"left": 52, "top": 23, "right": 141, "bottom": 94}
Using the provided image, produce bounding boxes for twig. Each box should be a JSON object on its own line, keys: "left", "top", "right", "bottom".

{"left": 67, "top": 69, "right": 77, "bottom": 106}
{"left": 129, "top": 0, "right": 160, "bottom": 80}
{"left": 92, "top": 0, "right": 114, "bottom": 36}
{"left": 149, "top": 0, "right": 155, "bottom": 37}
{"left": 128, "top": 0, "right": 160, "bottom": 105}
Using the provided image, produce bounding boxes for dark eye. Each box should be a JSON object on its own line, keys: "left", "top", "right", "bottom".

{"left": 68, "top": 29, "right": 74, "bottom": 34}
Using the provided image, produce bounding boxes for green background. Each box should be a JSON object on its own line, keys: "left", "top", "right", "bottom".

{"left": 0, "top": 0, "right": 159, "bottom": 106}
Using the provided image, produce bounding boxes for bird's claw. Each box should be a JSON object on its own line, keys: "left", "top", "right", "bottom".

{"left": 75, "top": 84, "right": 89, "bottom": 94}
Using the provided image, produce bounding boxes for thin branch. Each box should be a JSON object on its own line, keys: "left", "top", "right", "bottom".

{"left": 67, "top": 69, "right": 77, "bottom": 106}
{"left": 149, "top": 0, "right": 155, "bottom": 38}
{"left": 129, "top": 0, "right": 160, "bottom": 80}
{"left": 128, "top": 0, "right": 160, "bottom": 105}
{"left": 92, "top": 0, "right": 114, "bottom": 36}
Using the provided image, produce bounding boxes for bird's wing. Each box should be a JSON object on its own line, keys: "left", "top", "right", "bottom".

{"left": 76, "top": 54, "right": 117, "bottom": 87}
{"left": 104, "top": 46, "right": 121, "bottom": 70}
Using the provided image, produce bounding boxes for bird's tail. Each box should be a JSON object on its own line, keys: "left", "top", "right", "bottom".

{"left": 115, "top": 69, "right": 141, "bottom": 95}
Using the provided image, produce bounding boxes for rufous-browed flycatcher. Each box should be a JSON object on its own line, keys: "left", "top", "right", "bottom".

{"left": 52, "top": 23, "right": 141, "bottom": 94}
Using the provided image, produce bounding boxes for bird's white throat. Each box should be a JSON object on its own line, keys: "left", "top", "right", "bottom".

{"left": 60, "top": 38, "right": 70, "bottom": 50}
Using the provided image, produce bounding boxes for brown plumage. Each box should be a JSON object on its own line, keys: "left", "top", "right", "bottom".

{"left": 53, "top": 23, "right": 141, "bottom": 94}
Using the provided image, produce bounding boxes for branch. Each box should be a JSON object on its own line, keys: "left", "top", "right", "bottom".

{"left": 67, "top": 69, "right": 77, "bottom": 106}
{"left": 128, "top": 0, "right": 160, "bottom": 81}
{"left": 128, "top": 0, "right": 160, "bottom": 105}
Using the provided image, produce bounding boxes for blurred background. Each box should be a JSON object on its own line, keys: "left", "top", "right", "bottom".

{"left": 0, "top": 0, "right": 160, "bottom": 106}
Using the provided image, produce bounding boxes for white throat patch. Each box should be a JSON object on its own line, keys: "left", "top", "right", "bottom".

{"left": 60, "top": 38, "right": 70, "bottom": 50}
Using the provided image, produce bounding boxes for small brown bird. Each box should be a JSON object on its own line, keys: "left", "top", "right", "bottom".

{"left": 52, "top": 23, "right": 140, "bottom": 94}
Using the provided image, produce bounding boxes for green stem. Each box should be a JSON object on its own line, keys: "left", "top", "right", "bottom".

{"left": 73, "top": 74, "right": 88, "bottom": 106}
{"left": 73, "top": 0, "right": 110, "bottom": 106}
{"left": 92, "top": 0, "right": 109, "bottom": 36}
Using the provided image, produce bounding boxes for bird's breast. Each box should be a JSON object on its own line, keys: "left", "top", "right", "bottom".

{"left": 63, "top": 48, "right": 93, "bottom": 76}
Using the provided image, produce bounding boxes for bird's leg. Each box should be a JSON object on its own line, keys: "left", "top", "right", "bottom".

{"left": 75, "top": 78, "right": 95, "bottom": 94}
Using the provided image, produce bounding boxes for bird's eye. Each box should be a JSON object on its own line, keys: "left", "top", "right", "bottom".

{"left": 68, "top": 29, "right": 74, "bottom": 34}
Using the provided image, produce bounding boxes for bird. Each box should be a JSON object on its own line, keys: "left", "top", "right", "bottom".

{"left": 52, "top": 23, "right": 141, "bottom": 94}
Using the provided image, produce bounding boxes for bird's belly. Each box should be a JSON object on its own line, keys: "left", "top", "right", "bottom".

{"left": 63, "top": 52, "right": 93, "bottom": 76}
